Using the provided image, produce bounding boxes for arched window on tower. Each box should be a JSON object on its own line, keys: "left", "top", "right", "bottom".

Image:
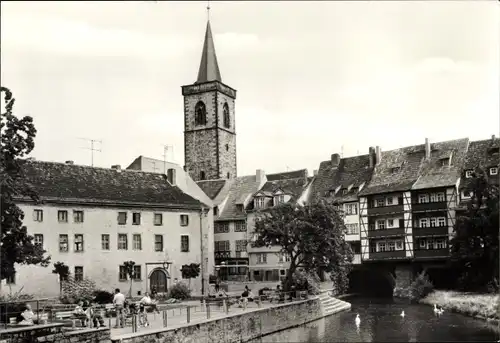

{"left": 200, "top": 171, "right": 206, "bottom": 180}
{"left": 195, "top": 101, "right": 207, "bottom": 126}
{"left": 223, "top": 103, "right": 230, "bottom": 129}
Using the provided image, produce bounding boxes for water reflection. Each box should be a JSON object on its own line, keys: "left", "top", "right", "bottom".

{"left": 251, "top": 297, "right": 499, "bottom": 343}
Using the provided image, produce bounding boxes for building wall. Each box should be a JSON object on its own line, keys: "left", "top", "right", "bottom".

{"left": 216, "top": 91, "right": 237, "bottom": 179}
{"left": 359, "top": 197, "right": 369, "bottom": 260}
{"left": 213, "top": 220, "right": 248, "bottom": 260}
{"left": 403, "top": 191, "right": 413, "bottom": 258}
{"left": 2, "top": 203, "right": 204, "bottom": 297}
{"left": 184, "top": 129, "right": 218, "bottom": 180}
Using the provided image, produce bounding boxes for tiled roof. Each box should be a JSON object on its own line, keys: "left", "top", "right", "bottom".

{"left": 412, "top": 138, "right": 469, "bottom": 190}
{"left": 260, "top": 177, "right": 310, "bottom": 203}
{"left": 266, "top": 169, "right": 308, "bottom": 181}
{"left": 18, "top": 160, "right": 203, "bottom": 209}
{"left": 310, "top": 155, "right": 373, "bottom": 202}
{"left": 460, "top": 138, "right": 500, "bottom": 190}
{"left": 197, "top": 180, "right": 227, "bottom": 200}
{"left": 217, "top": 175, "right": 263, "bottom": 220}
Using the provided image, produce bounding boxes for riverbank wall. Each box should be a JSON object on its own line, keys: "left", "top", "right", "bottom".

{"left": 111, "top": 292, "right": 350, "bottom": 343}
{"left": 420, "top": 290, "right": 500, "bottom": 326}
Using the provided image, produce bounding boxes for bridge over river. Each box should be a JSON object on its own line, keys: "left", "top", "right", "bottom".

{"left": 249, "top": 296, "right": 500, "bottom": 342}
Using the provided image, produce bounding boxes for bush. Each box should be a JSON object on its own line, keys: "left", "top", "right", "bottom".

{"left": 288, "top": 269, "right": 320, "bottom": 295}
{"left": 409, "top": 271, "right": 434, "bottom": 301}
{"left": 168, "top": 282, "right": 191, "bottom": 300}
{"left": 59, "top": 276, "right": 97, "bottom": 304}
{"left": 93, "top": 290, "right": 114, "bottom": 304}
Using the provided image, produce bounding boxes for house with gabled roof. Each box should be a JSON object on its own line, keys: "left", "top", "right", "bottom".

{"left": 6, "top": 159, "right": 211, "bottom": 297}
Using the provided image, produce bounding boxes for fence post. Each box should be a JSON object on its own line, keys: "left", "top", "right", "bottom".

{"left": 202, "top": 299, "right": 206, "bottom": 312}
{"left": 37, "top": 300, "right": 40, "bottom": 323}
{"left": 206, "top": 303, "right": 211, "bottom": 319}
{"left": 257, "top": 296, "right": 261, "bottom": 308}
{"left": 187, "top": 306, "right": 191, "bottom": 324}
{"left": 162, "top": 310, "right": 167, "bottom": 327}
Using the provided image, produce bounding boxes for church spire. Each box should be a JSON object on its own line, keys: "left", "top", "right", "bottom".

{"left": 196, "top": 20, "right": 222, "bottom": 83}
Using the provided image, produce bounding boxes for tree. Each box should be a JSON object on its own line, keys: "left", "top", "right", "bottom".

{"left": 0, "top": 87, "right": 50, "bottom": 283}
{"left": 52, "top": 262, "right": 70, "bottom": 297}
{"left": 180, "top": 263, "right": 200, "bottom": 290}
{"left": 450, "top": 167, "right": 499, "bottom": 292}
{"left": 123, "top": 261, "right": 136, "bottom": 297}
{"left": 252, "top": 201, "right": 353, "bottom": 293}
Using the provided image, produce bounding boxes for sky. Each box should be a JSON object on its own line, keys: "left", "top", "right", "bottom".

{"left": 1, "top": 1, "right": 499, "bottom": 176}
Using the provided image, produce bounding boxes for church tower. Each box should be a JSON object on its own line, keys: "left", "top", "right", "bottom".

{"left": 182, "top": 20, "right": 237, "bottom": 182}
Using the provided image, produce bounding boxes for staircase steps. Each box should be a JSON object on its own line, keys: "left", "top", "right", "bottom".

{"left": 318, "top": 291, "right": 351, "bottom": 317}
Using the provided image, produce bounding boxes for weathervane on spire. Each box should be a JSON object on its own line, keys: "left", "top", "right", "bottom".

{"left": 207, "top": 1, "right": 211, "bottom": 20}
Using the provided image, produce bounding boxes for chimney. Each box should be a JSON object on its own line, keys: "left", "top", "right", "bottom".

{"left": 111, "top": 165, "right": 121, "bottom": 170}
{"left": 256, "top": 169, "right": 265, "bottom": 184}
{"left": 375, "top": 146, "right": 382, "bottom": 165}
{"left": 331, "top": 153, "right": 340, "bottom": 168}
{"left": 425, "top": 138, "right": 431, "bottom": 159}
{"left": 167, "top": 168, "right": 176, "bottom": 186}
{"left": 313, "top": 170, "right": 318, "bottom": 176}
{"left": 368, "top": 146, "right": 375, "bottom": 168}
{"left": 65, "top": 160, "right": 74, "bottom": 165}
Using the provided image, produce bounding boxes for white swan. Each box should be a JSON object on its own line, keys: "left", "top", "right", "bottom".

{"left": 355, "top": 314, "right": 361, "bottom": 325}
{"left": 438, "top": 308, "right": 444, "bottom": 315}
{"left": 433, "top": 304, "right": 439, "bottom": 314}
{"left": 400, "top": 310, "right": 405, "bottom": 318}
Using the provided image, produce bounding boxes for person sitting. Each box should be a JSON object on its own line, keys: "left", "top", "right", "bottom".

{"left": 18, "top": 304, "right": 35, "bottom": 326}
{"left": 73, "top": 301, "right": 88, "bottom": 327}
{"left": 87, "top": 301, "right": 105, "bottom": 328}
{"left": 140, "top": 292, "right": 159, "bottom": 314}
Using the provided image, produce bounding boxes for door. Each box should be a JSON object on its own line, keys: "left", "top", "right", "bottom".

{"left": 150, "top": 269, "right": 168, "bottom": 293}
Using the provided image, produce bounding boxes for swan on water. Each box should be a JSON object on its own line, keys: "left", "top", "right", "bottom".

{"left": 433, "top": 304, "right": 440, "bottom": 314}
{"left": 401, "top": 310, "right": 405, "bottom": 318}
{"left": 355, "top": 314, "right": 361, "bottom": 325}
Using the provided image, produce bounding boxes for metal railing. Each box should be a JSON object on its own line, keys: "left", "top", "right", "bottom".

{"left": 0, "top": 298, "right": 54, "bottom": 329}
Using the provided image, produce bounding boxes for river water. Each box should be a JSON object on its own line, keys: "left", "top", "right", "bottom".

{"left": 251, "top": 297, "right": 500, "bottom": 342}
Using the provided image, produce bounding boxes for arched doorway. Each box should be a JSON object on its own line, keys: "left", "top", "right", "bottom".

{"left": 149, "top": 269, "right": 169, "bottom": 293}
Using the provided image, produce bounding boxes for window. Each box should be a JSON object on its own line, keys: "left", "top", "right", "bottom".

{"left": 345, "top": 224, "right": 359, "bottom": 235}
{"left": 440, "top": 158, "right": 450, "bottom": 167}
{"left": 154, "top": 235, "right": 163, "bottom": 252}
{"left": 154, "top": 213, "right": 163, "bottom": 226}
{"left": 278, "top": 252, "right": 291, "bottom": 262}
{"left": 200, "top": 171, "right": 206, "bottom": 180}
{"left": 74, "top": 234, "right": 84, "bottom": 252}
{"left": 436, "top": 192, "right": 445, "bottom": 202}
{"left": 376, "top": 199, "right": 384, "bottom": 207}
{"left": 227, "top": 172, "right": 230, "bottom": 178}
{"left": 418, "top": 194, "right": 429, "bottom": 204}
{"left": 101, "top": 234, "right": 110, "bottom": 250}
{"left": 419, "top": 239, "right": 426, "bottom": 249}
{"left": 215, "top": 240, "right": 230, "bottom": 252}
{"left": 430, "top": 217, "right": 437, "bottom": 227}
{"left": 118, "top": 212, "right": 127, "bottom": 225}
{"left": 181, "top": 235, "right": 189, "bottom": 252}
{"left": 426, "top": 239, "right": 435, "bottom": 250}
{"left": 387, "top": 241, "right": 396, "bottom": 251}
{"left": 391, "top": 167, "right": 400, "bottom": 173}
{"left": 256, "top": 253, "right": 267, "bottom": 264}
{"left": 73, "top": 210, "right": 84, "bottom": 223}
{"left": 437, "top": 217, "right": 446, "bottom": 227}
{"left": 490, "top": 167, "right": 498, "bottom": 176}
{"left": 377, "top": 241, "right": 387, "bottom": 252}
{"left": 235, "top": 240, "right": 247, "bottom": 252}
{"left": 132, "top": 213, "right": 141, "bottom": 225}
{"left": 387, "top": 219, "right": 394, "bottom": 227}
{"left": 133, "top": 265, "right": 142, "bottom": 281}
{"left": 436, "top": 238, "right": 446, "bottom": 249}
{"left": 180, "top": 215, "right": 189, "bottom": 226}
{"left": 429, "top": 193, "right": 437, "bottom": 202}
{"left": 377, "top": 220, "right": 385, "bottom": 230}
{"left": 119, "top": 266, "right": 127, "bottom": 281}
{"left": 345, "top": 203, "right": 358, "bottom": 215}
{"left": 74, "top": 266, "right": 83, "bottom": 281}
{"left": 465, "top": 170, "right": 473, "bottom": 178}
{"left": 395, "top": 241, "right": 404, "bottom": 251}
{"left": 225, "top": 144, "right": 229, "bottom": 151}
{"left": 118, "top": 234, "right": 128, "bottom": 250}
{"left": 419, "top": 218, "right": 429, "bottom": 228}
{"left": 6, "top": 273, "right": 15, "bottom": 285}
{"left": 194, "top": 101, "right": 207, "bottom": 126}
{"left": 341, "top": 189, "right": 348, "bottom": 195}
{"left": 58, "top": 210, "right": 68, "bottom": 223}
{"left": 462, "top": 191, "right": 472, "bottom": 200}
{"left": 33, "top": 209, "right": 43, "bottom": 222}
{"left": 223, "top": 102, "right": 230, "bottom": 128}
{"left": 213, "top": 207, "right": 219, "bottom": 216}
{"left": 274, "top": 195, "right": 285, "bottom": 205}
{"left": 34, "top": 234, "right": 44, "bottom": 247}
{"left": 59, "top": 234, "right": 68, "bottom": 252}
{"left": 132, "top": 234, "right": 142, "bottom": 250}
{"left": 369, "top": 242, "right": 377, "bottom": 253}
{"left": 255, "top": 197, "right": 266, "bottom": 209}
{"left": 386, "top": 197, "right": 393, "bottom": 206}
{"left": 215, "top": 222, "right": 230, "bottom": 233}
{"left": 234, "top": 221, "right": 246, "bottom": 232}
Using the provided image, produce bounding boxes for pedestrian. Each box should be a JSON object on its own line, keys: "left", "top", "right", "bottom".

{"left": 215, "top": 277, "right": 220, "bottom": 293}
{"left": 113, "top": 288, "right": 126, "bottom": 328}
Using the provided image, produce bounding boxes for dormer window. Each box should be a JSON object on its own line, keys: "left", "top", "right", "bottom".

{"left": 490, "top": 167, "right": 498, "bottom": 176}
{"left": 213, "top": 207, "right": 219, "bottom": 217}
{"left": 341, "top": 188, "right": 348, "bottom": 195}
{"left": 465, "top": 170, "right": 473, "bottom": 178}
{"left": 351, "top": 187, "right": 358, "bottom": 193}
{"left": 255, "top": 197, "right": 265, "bottom": 209}
{"left": 236, "top": 204, "right": 244, "bottom": 212}
{"left": 274, "top": 195, "right": 285, "bottom": 205}
{"left": 461, "top": 190, "right": 472, "bottom": 200}
{"left": 391, "top": 167, "right": 401, "bottom": 173}
{"left": 440, "top": 158, "right": 450, "bottom": 167}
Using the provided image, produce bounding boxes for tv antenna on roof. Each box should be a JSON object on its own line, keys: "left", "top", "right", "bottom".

{"left": 161, "top": 144, "right": 174, "bottom": 172}
{"left": 78, "top": 137, "right": 102, "bottom": 167}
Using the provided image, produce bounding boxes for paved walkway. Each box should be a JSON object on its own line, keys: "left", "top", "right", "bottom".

{"left": 109, "top": 300, "right": 276, "bottom": 338}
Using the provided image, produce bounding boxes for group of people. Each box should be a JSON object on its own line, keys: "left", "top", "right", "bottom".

{"left": 111, "top": 288, "right": 159, "bottom": 329}
{"left": 73, "top": 300, "right": 105, "bottom": 328}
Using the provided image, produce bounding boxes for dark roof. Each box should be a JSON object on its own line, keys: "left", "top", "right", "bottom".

{"left": 18, "top": 160, "right": 203, "bottom": 209}
{"left": 217, "top": 175, "right": 262, "bottom": 220}
{"left": 196, "top": 21, "right": 222, "bottom": 83}
{"left": 459, "top": 138, "right": 500, "bottom": 190}
{"left": 197, "top": 180, "right": 227, "bottom": 200}
{"left": 310, "top": 155, "right": 373, "bottom": 202}
{"left": 260, "top": 177, "right": 309, "bottom": 203}
{"left": 412, "top": 138, "right": 469, "bottom": 190}
{"left": 266, "top": 169, "right": 308, "bottom": 181}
